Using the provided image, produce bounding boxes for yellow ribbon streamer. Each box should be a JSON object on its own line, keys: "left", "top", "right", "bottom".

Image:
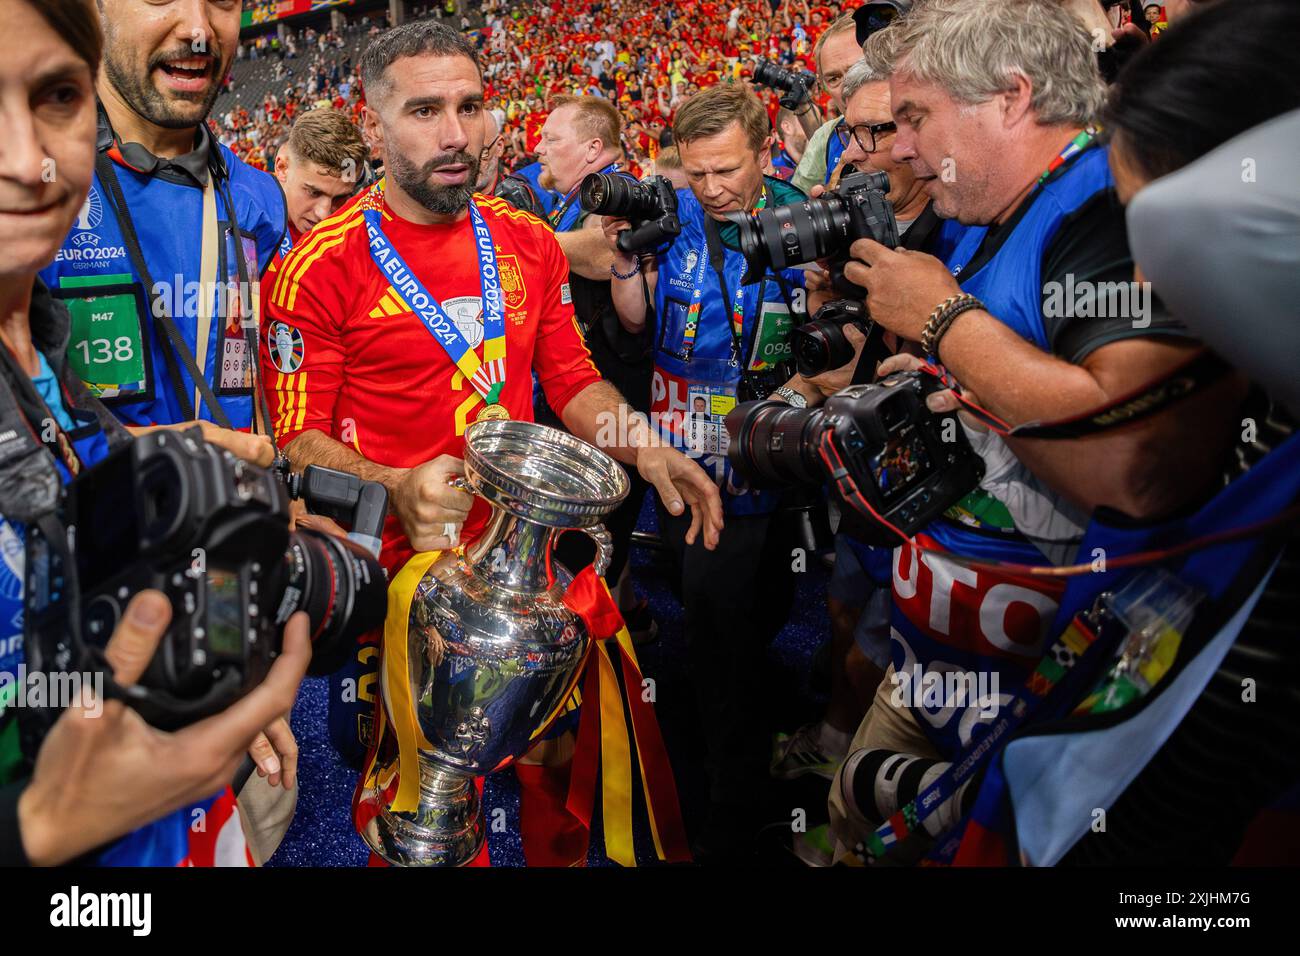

{"left": 383, "top": 549, "right": 441, "bottom": 814}
{"left": 596, "top": 638, "right": 635, "bottom": 867}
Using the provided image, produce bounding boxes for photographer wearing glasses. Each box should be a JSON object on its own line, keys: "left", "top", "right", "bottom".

{"left": 767, "top": 42, "right": 957, "bottom": 794}
{"left": 602, "top": 82, "right": 810, "bottom": 862}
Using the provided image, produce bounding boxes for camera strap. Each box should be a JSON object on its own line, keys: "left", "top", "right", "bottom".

{"left": 212, "top": 171, "right": 277, "bottom": 439}
{"left": 0, "top": 342, "right": 84, "bottom": 478}
{"left": 94, "top": 151, "right": 236, "bottom": 430}
{"left": 699, "top": 185, "right": 774, "bottom": 367}
{"left": 924, "top": 348, "right": 1233, "bottom": 440}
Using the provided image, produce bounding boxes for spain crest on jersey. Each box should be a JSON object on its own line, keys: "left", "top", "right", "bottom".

{"left": 498, "top": 254, "right": 528, "bottom": 310}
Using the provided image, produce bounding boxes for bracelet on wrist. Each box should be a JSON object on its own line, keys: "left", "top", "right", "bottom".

{"left": 610, "top": 256, "right": 641, "bottom": 280}
{"left": 921, "top": 293, "right": 984, "bottom": 357}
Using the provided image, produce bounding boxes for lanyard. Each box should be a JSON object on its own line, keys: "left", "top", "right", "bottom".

{"left": 0, "top": 343, "right": 84, "bottom": 478}
{"left": 861, "top": 595, "right": 1111, "bottom": 863}
{"left": 1035, "top": 127, "right": 1098, "bottom": 189}
{"left": 680, "top": 188, "right": 766, "bottom": 363}
{"left": 94, "top": 151, "right": 236, "bottom": 430}
{"left": 361, "top": 183, "right": 507, "bottom": 406}
{"left": 548, "top": 162, "right": 619, "bottom": 230}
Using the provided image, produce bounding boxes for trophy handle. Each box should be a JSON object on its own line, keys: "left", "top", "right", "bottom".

{"left": 582, "top": 524, "right": 614, "bottom": 578}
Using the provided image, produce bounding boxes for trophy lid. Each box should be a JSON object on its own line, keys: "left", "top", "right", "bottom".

{"left": 462, "top": 419, "right": 630, "bottom": 529}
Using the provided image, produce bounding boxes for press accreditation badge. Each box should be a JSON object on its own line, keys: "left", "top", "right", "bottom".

{"left": 217, "top": 231, "right": 262, "bottom": 393}
{"left": 58, "top": 277, "right": 153, "bottom": 403}
{"left": 747, "top": 301, "right": 795, "bottom": 371}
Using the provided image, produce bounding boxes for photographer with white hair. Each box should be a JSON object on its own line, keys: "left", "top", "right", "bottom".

{"left": 820, "top": 0, "right": 1245, "bottom": 864}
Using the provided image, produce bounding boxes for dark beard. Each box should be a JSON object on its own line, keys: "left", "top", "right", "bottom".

{"left": 389, "top": 149, "right": 481, "bottom": 215}
{"left": 103, "top": 43, "right": 226, "bottom": 131}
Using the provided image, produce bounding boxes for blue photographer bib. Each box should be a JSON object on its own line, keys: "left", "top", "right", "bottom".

{"left": 890, "top": 142, "right": 1124, "bottom": 759}
{"left": 39, "top": 140, "right": 286, "bottom": 428}
{"left": 651, "top": 179, "right": 807, "bottom": 517}
{"left": 824, "top": 119, "right": 847, "bottom": 185}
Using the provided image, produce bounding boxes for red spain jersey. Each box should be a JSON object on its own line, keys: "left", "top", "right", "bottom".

{"left": 260, "top": 184, "right": 601, "bottom": 575}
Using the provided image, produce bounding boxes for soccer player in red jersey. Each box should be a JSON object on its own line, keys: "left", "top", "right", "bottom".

{"left": 271, "top": 108, "right": 369, "bottom": 257}
{"left": 260, "top": 20, "right": 722, "bottom": 865}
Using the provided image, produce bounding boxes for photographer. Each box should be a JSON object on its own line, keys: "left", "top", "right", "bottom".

{"left": 767, "top": 44, "right": 950, "bottom": 791}
{"left": 817, "top": 0, "right": 1243, "bottom": 862}
{"left": 769, "top": 107, "right": 809, "bottom": 182}
{"left": 603, "top": 83, "right": 809, "bottom": 861}
{"left": 39, "top": 0, "right": 286, "bottom": 449}
{"left": 790, "top": 10, "right": 891, "bottom": 195}
{"left": 530, "top": 95, "right": 656, "bottom": 636}
{"left": 0, "top": 0, "right": 310, "bottom": 867}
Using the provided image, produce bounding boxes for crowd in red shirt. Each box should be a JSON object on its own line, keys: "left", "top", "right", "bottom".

{"left": 211, "top": 1, "right": 860, "bottom": 176}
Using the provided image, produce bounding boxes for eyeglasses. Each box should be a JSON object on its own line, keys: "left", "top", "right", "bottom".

{"left": 835, "top": 121, "right": 898, "bottom": 154}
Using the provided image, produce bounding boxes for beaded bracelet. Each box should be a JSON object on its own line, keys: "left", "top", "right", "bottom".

{"left": 610, "top": 256, "right": 641, "bottom": 280}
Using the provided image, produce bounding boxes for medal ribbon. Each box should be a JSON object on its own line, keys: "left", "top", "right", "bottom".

{"left": 361, "top": 182, "right": 507, "bottom": 406}
{"left": 680, "top": 189, "right": 767, "bottom": 360}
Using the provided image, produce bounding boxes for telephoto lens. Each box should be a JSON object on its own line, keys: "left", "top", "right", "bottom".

{"left": 276, "top": 528, "right": 387, "bottom": 677}
{"left": 724, "top": 400, "right": 825, "bottom": 487}
{"left": 727, "top": 170, "right": 898, "bottom": 285}
{"left": 580, "top": 172, "right": 663, "bottom": 221}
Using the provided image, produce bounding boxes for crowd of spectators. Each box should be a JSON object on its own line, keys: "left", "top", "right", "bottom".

{"left": 210, "top": 0, "right": 857, "bottom": 176}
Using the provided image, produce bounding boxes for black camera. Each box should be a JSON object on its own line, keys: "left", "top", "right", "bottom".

{"left": 22, "top": 429, "right": 389, "bottom": 734}
{"left": 752, "top": 59, "right": 817, "bottom": 110}
{"left": 580, "top": 172, "right": 681, "bottom": 253}
{"left": 793, "top": 298, "right": 893, "bottom": 379}
{"left": 728, "top": 169, "right": 900, "bottom": 297}
{"left": 725, "top": 371, "right": 984, "bottom": 544}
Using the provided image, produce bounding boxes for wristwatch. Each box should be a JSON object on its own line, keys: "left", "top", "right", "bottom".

{"left": 771, "top": 386, "right": 808, "bottom": 408}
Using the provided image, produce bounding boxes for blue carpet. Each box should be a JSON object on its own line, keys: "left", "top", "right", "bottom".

{"left": 268, "top": 494, "right": 831, "bottom": 867}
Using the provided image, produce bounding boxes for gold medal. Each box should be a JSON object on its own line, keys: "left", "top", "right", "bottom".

{"left": 477, "top": 402, "right": 510, "bottom": 421}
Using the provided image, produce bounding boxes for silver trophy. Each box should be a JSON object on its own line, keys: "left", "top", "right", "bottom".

{"left": 360, "top": 419, "right": 630, "bottom": 866}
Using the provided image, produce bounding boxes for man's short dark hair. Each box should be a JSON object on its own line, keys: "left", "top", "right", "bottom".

{"left": 359, "top": 19, "right": 479, "bottom": 103}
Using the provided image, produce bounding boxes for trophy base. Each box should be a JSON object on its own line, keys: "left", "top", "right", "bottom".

{"left": 360, "top": 757, "right": 485, "bottom": 867}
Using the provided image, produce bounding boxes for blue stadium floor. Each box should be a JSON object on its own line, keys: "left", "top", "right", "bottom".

{"left": 268, "top": 495, "right": 834, "bottom": 867}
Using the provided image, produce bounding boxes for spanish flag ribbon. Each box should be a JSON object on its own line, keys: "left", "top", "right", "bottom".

{"left": 356, "top": 553, "right": 689, "bottom": 866}
{"left": 562, "top": 566, "right": 692, "bottom": 866}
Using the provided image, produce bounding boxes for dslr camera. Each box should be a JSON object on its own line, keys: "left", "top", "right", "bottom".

{"left": 581, "top": 172, "right": 681, "bottom": 253}
{"left": 728, "top": 168, "right": 900, "bottom": 298}
{"left": 725, "top": 371, "right": 984, "bottom": 544}
{"left": 22, "top": 429, "right": 389, "bottom": 737}
{"left": 793, "top": 298, "right": 893, "bottom": 379}
{"left": 752, "top": 59, "right": 818, "bottom": 110}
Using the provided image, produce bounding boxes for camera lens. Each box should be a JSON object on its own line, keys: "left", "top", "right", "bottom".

{"left": 725, "top": 400, "right": 824, "bottom": 487}
{"left": 793, "top": 322, "right": 856, "bottom": 379}
{"left": 731, "top": 195, "right": 853, "bottom": 275}
{"left": 278, "top": 530, "right": 387, "bottom": 674}
{"left": 580, "top": 172, "right": 659, "bottom": 221}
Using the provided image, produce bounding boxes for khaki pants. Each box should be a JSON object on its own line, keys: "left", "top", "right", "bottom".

{"left": 827, "top": 665, "right": 940, "bottom": 865}
{"left": 237, "top": 772, "right": 298, "bottom": 866}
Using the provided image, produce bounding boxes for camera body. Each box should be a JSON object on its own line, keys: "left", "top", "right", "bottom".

{"left": 793, "top": 298, "right": 892, "bottom": 379}
{"left": 729, "top": 169, "right": 900, "bottom": 297}
{"left": 22, "top": 429, "right": 387, "bottom": 736}
{"left": 752, "top": 59, "right": 818, "bottom": 110}
{"left": 725, "top": 370, "right": 984, "bottom": 544}
{"left": 580, "top": 172, "right": 681, "bottom": 253}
